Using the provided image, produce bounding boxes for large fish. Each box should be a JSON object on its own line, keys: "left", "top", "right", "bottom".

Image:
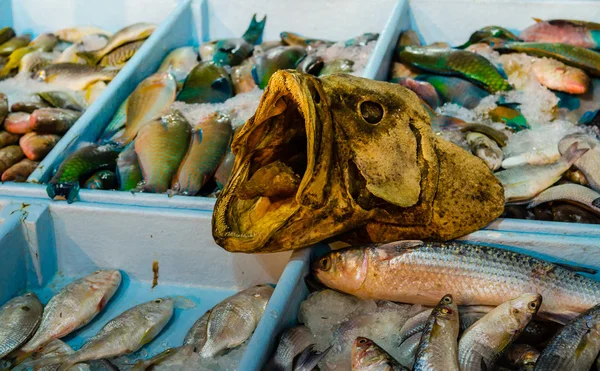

{"left": 77, "top": 23, "right": 155, "bottom": 65}
{"left": 558, "top": 133, "right": 600, "bottom": 192}
{"left": 1, "top": 158, "right": 38, "bottom": 182}
{"left": 312, "top": 240, "right": 600, "bottom": 324}
{"left": 15, "top": 271, "right": 121, "bottom": 364}
{"left": 33, "top": 339, "right": 91, "bottom": 371}
{"left": 55, "top": 26, "right": 111, "bottom": 43}
{"left": 99, "top": 40, "right": 144, "bottom": 68}
{"left": 528, "top": 184, "right": 600, "bottom": 216}
{"left": 176, "top": 61, "right": 233, "bottom": 104}
{"left": 29, "top": 108, "right": 81, "bottom": 135}
{"left": 252, "top": 46, "right": 307, "bottom": 89}
{"left": 20, "top": 132, "right": 61, "bottom": 161}
{"left": 36, "top": 63, "right": 118, "bottom": 90}
{"left": 0, "top": 35, "right": 31, "bottom": 56}
{"left": 213, "top": 14, "right": 266, "bottom": 67}
{"left": 0, "top": 293, "right": 43, "bottom": 360}
{"left": 157, "top": 46, "right": 198, "bottom": 86}
{"left": 415, "top": 74, "right": 489, "bottom": 109}
{"left": 520, "top": 19, "right": 600, "bottom": 49}
{"left": 457, "top": 25, "right": 521, "bottom": 49}
{"left": 116, "top": 141, "right": 142, "bottom": 191}
{"left": 0, "top": 145, "right": 25, "bottom": 174}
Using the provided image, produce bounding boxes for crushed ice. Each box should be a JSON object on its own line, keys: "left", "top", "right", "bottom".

{"left": 312, "top": 40, "right": 377, "bottom": 76}
{"left": 0, "top": 74, "right": 86, "bottom": 108}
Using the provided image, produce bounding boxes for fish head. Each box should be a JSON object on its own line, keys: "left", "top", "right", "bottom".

{"left": 212, "top": 70, "right": 504, "bottom": 252}
{"left": 213, "top": 38, "right": 246, "bottom": 67}
{"left": 312, "top": 247, "right": 367, "bottom": 293}
{"left": 351, "top": 337, "right": 387, "bottom": 368}
{"left": 143, "top": 297, "right": 175, "bottom": 323}
{"left": 433, "top": 294, "right": 459, "bottom": 322}
{"left": 507, "top": 293, "right": 542, "bottom": 332}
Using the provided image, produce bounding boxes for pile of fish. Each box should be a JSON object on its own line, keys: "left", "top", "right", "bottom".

{"left": 392, "top": 19, "right": 600, "bottom": 224}
{"left": 0, "top": 270, "right": 273, "bottom": 371}
{"left": 46, "top": 14, "right": 378, "bottom": 203}
{"left": 0, "top": 23, "right": 155, "bottom": 183}
{"left": 266, "top": 240, "right": 600, "bottom": 370}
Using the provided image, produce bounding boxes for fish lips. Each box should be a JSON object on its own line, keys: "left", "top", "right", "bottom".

{"left": 212, "top": 70, "right": 329, "bottom": 252}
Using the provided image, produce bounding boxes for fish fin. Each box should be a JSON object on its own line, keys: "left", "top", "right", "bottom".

{"left": 538, "top": 310, "right": 579, "bottom": 325}
{"left": 563, "top": 142, "right": 589, "bottom": 165}
{"left": 293, "top": 345, "right": 331, "bottom": 371}
{"left": 22, "top": 355, "right": 66, "bottom": 369}
{"left": 532, "top": 17, "right": 544, "bottom": 23}
{"left": 76, "top": 50, "right": 100, "bottom": 65}
{"left": 579, "top": 110, "right": 599, "bottom": 125}
{"left": 242, "top": 14, "right": 267, "bottom": 45}
{"left": 554, "top": 262, "right": 598, "bottom": 275}
{"left": 251, "top": 64, "right": 260, "bottom": 86}
{"left": 592, "top": 197, "right": 600, "bottom": 208}
{"left": 140, "top": 326, "right": 157, "bottom": 345}
{"left": 211, "top": 77, "right": 232, "bottom": 97}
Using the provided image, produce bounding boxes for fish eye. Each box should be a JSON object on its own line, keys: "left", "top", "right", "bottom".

{"left": 154, "top": 299, "right": 163, "bottom": 304}
{"left": 443, "top": 296, "right": 452, "bottom": 304}
{"left": 359, "top": 101, "right": 384, "bottom": 124}
{"left": 21, "top": 306, "right": 30, "bottom": 311}
{"left": 37, "top": 345, "right": 44, "bottom": 352}
{"left": 528, "top": 301, "right": 537, "bottom": 310}
{"left": 358, "top": 338, "right": 367, "bottom": 344}
{"left": 319, "top": 257, "right": 332, "bottom": 271}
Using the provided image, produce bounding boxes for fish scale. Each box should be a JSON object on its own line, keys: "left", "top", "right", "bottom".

{"left": 0, "top": 293, "right": 43, "bottom": 359}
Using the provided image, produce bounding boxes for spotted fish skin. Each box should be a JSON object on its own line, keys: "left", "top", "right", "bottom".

{"left": 172, "top": 113, "right": 232, "bottom": 196}
{"left": 398, "top": 46, "right": 511, "bottom": 93}
{"left": 135, "top": 110, "right": 191, "bottom": 193}
{"left": 99, "top": 40, "right": 144, "bottom": 68}
{"left": 0, "top": 293, "right": 43, "bottom": 360}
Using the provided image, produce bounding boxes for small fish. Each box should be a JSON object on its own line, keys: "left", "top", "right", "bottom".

{"left": 15, "top": 270, "right": 122, "bottom": 364}
{"left": 415, "top": 74, "right": 489, "bottom": 109}
{"left": 319, "top": 59, "right": 354, "bottom": 76}
{"left": 506, "top": 344, "right": 539, "bottom": 371}
{"left": 57, "top": 44, "right": 87, "bottom": 65}
{"left": 0, "top": 293, "right": 43, "bottom": 359}
{"left": 99, "top": 40, "right": 144, "bottom": 68}
{"left": 56, "top": 27, "right": 111, "bottom": 44}
{"left": 556, "top": 77, "right": 600, "bottom": 125}
{"left": 19, "top": 50, "right": 55, "bottom": 76}
{"left": 457, "top": 25, "right": 521, "bottom": 49}
{"left": 0, "top": 27, "right": 15, "bottom": 47}
{"left": 157, "top": 46, "right": 198, "bottom": 87}
{"left": 0, "top": 130, "right": 20, "bottom": 149}
{"left": 466, "top": 131, "right": 503, "bottom": 171}
{"left": 488, "top": 106, "right": 529, "bottom": 131}
{"left": 84, "top": 81, "right": 107, "bottom": 105}
{"left": 398, "top": 46, "right": 511, "bottom": 92}
{"left": 116, "top": 73, "right": 177, "bottom": 145}
{"left": 214, "top": 150, "right": 235, "bottom": 189}
{"left": 231, "top": 63, "right": 257, "bottom": 94}
{"left": 177, "top": 61, "right": 233, "bottom": 104}
{"left": 495, "top": 143, "right": 588, "bottom": 202}
{"left": 100, "top": 98, "right": 128, "bottom": 141}
{"left": 47, "top": 144, "right": 120, "bottom": 203}
{"left": 351, "top": 337, "right": 407, "bottom": 371}
{"left": 413, "top": 294, "right": 460, "bottom": 371}
{"left": 535, "top": 303, "right": 600, "bottom": 370}
{"left": 4, "top": 112, "right": 32, "bottom": 134}
{"left": 252, "top": 46, "right": 307, "bottom": 88}
{"left": 131, "top": 345, "right": 194, "bottom": 371}
{"left": 0, "top": 35, "right": 32, "bottom": 56}
{"left": 528, "top": 183, "right": 600, "bottom": 216}
{"left": 32, "top": 298, "right": 174, "bottom": 371}
{"left": 520, "top": 19, "right": 600, "bottom": 49}
{"left": 11, "top": 100, "right": 50, "bottom": 114}
{"left": 30, "top": 33, "right": 58, "bottom": 52}
{"left": 30, "top": 108, "right": 82, "bottom": 134}
{"left": 264, "top": 326, "right": 316, "bottom": 371}
{"left": 531, "top": 57, "right": 589, "bottom": 94}
{"left": 20, "top": 132, "right": 61, "bottom": 161}
{"left": 0, "top": 145, "right": 25, "bottom": 174}
{"left": 1, "top": 158, "right": 38, "bottom": 182}
{"left": 83, "top": 170, "right": 117, "bottom": 190}
{"left": 33, "top": 339, "right": 91, "bottom": 371}
{"left": 213, "top": 14, "right": 266, "bottom": 66}
{"left": 77, "top": 23, "right": 155, "bottom": 65}
{"left": 172, "top": 112, "right": 232, "bottom": 196}
{"left": 135, "top": 111, "right": 191, "bottom": 193}
{"left": 116, "top": 142, "right": 142, "bottom": 191}
{"left": 395, "top": 77, "right": 441, "bottom": 109}
{"left": 183, "top": 310, "right": 211, "bottom": 352}
{"left": 458, "top": 293, "right": 541, "bottom": 370}
{"left": 459, "top": 123, "right": 508, "bottom": 147}
{"left": 38, "top": 91, "right": 84, "bottom": 112}
{"left": 200, "top": 285, "right": 273, "bottom": 358}
{"left": 558, "top": 133, "right": 600, "bottom": 192}
{"left": 36, "top": 63, "right": 118, "bottom": 90}
{"left": 0, "top": 46, "right": 38, "bottom": 77}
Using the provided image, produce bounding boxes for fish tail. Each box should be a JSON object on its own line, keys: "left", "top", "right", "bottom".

{"left": 294, "top": 345, "right": 332, "bottom": 371}
{"left": 242, "top": 14, "right": 267, "bottom": 45}
{"left": 563, "top": 142, "right": 589, "bottom": 165}
{"left": 76, "top": 50, "right": 100, "bottom": 65}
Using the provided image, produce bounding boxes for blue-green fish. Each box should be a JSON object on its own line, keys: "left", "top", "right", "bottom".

{"left": 213, "top": 14, "right": 266, "bottom": 67}
{"left": 557, "top": 78, "right": 600, "bottom": 125}
{"left": 177, "top": 61, "right": 233, "bottom": 104}
{"left": 116, "top": 141, "right": 143, "bottom": 191}
{"left": 100, "top": 98, "right": 128, "bottom": 142}
{"left": 83, "top": 170, "right": 118, "bottom": 190}
{"left": 416, "top": 75, "right": 489, "bottom": 109}
{"left": 252, "top": 46, "right": 307, "bottom": 88}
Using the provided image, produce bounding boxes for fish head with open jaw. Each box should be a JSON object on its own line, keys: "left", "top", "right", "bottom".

{"left": 212, "top": 70, "right": 504, "bottom": 253}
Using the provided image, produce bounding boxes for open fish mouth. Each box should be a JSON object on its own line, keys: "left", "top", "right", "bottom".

{"left": 213, "top": 70, "right": 322, "bottom": 252}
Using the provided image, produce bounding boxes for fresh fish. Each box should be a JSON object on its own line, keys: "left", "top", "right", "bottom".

{"left": 520, "top": 19, "right": 600, "bottom": 49}
{"left": 213, "top": 14, "right": 266, "bottom": 66}
{"left": 231, "top": 63, "right": 257, "bottom": 94}
{"left": 293, "top": 345, "right": 330, "bottom": 371}
{"left": 255, "top": 40, "right": 282, "bottom": 54}
{"left": 528, "top": 183, "right": 600, "bottom": 216}
{"left": 397, "top": 333, "right": 420, "bottom": 369}
{"left": 395, "top": 77, "right": 440, "bottom": 109}
{"left": 57, "top": 44, "right": 87, "bottom": 65}
{"left": 199, "top": 40, "right": 217, "bottom": 61}
{"left": 390, "top": 62, "right": 419, "bottom": 79}
{"left": 0, "top": 27, "right": 15, "bottom": 47}
{"left": 552, "top": 203, "right": 600, "bottom": 224}
{"left": 15, "top": 271, "right": 121, "bottom": 364}
{"left": 296, "top": 55, "right": 324, "bottom": 76}
{"left": 0, "top": 145, "right": 24, "bottom": 174}
{"left": 4, "top": 112, "right": 32, "bottom": 134}
{"left": 30, "top": 33, "right": 58, "bottom": 52}
{"left": 0, "top": 35, "right": 32, "bottom": 56}
{"left": 459, "top": 123, "right": 508, "bottom": 147}
{"left": 0, "top": 93, "right": 7, "bottom": 122}
{"left": 135, "top": 111, "right": 191, "bottom": 193}
{"left": 556, "top": 77, "right": 600, "bottom": 125}
{"left": 252, "top": 46, "right": 307, "bottom": 89}
{"left": 501, "top": 149, "right": 561, "bottom": 169}
{"left": 457, "top": 25, "right": 521, "bottom": 49}
{"left": 32, "top": 339, "right": 91, "bottom": 371}
{"left": 20, "top": 132, "right": 61, "bottom": 161}
{"left": 56, "top": 27, "right": 111, "bottom": 44}
{"left": 38, "top": 91, "right": 84, "bottom": 112}
{"left": 99, "top": 40, "right": 144, "bottom": 68}
{"left": 415, "top": 74, "right": 489, "bottom": 109}
{"left": 84, "top": 81, "right": 107, "bottom": 105}
{"left": 495, "top": 143, "right": 588, "bottom": 202}
{"left": 214, "top": 150, "right": 235, "bottom": 189}
{"left": 0, "top": 46, "right": 37, "bottom": 77}
{"left": 458, "top": 293, "right": 541, "bottom": 370}
{"left": 0, "top": 130, "right": 20, "bottom": 149}
{"left": 177, "top": 61, "right": 233, "bottom": 104}
{"left": 264, "top": 326, "right": 316, "bottom": 371}
{"left": 312, "top": 240, "right": 600, "bottom": 324}
{"left": 19, "top": 50, "right": 55, "bottom": 76}
{"left": 398, "top": 46, "right": 511, "bottom": 92}
{"left": 558, "top": 133, "right": 600, "bottom": 192}
{"left": 0, "top": 293, "right": 43, "bottom": 359}
{"left": 47, "top": 144, "right": 120, "bottom": 203}
{"left": 319, "top": 59, "right": 354, "bottom": 76}
{"left": 31, "top": 298, "right": 173, "bottom": 371}
{"left": 531, "top": 57, "right": 589, "bottom": 94}
{"left": 351, "top": 337, "right": 407, "bottom": 371}
{"left": 280, "top": 31, "right": 333, "bottom": 50}
{"left": 345, "top": 32, "right": 378, "bottom": 47}
{"left": 36, "top": 63, "right": 118, "bottom": 90}
{"left": 116, "top": 142, "right": 142, "bottom": 191}
{"left": 200, "top": 285, "right": 273, "bottom": 358}
{"left": 413, "top": 294, "right": 459, "bottom": 371}
{"left": 77, "top": 23, "right": 155, "bottom": 64}
{"left": 397, "top": 30, "right": 422, "bottom": 49}
{"left": 489, "top": 106, "right": 529, "bottom": 131}
{"left": 30, "top": 108, "right": 81, "bottom": 135}
{"left": 116, "top": 72, "right": 176, "bottom": 145}
{"left": 466, "top": 131, "right": 503, "bottom": 171}
{"left": 83, "top": 170, "right": 117, "bottom": 190}
{"left": 157, "top": 46, "right": 198, "bottom": 86}
{"left": 183, "top": 310, "right": 211, "bottom": 352}
{"left": 11, "top": 100, "right": 49, "bottom": 114}
{"left": 506, "top": 344, "right": 539, "bottom": 371}
{"left": 100, "top": 98, "right": 128, "bottom": 141}
{"left": 172, "top": 112, "right": 232, "bottom": 196}
{"left": 535, "top": 303, "right": 600, "bottom": 370}
{"left": 498, "top": 41, "right": 600, "bottom": 76}
{"left": 131, "top": 345, "right": 194, "bottom": 371}
{"left": 1, "top": 158, "right": 38, "bottom": 182}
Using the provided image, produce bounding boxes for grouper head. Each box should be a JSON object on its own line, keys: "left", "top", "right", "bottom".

{"left": 212, "top": 70, "right": 504, "bottom": 253}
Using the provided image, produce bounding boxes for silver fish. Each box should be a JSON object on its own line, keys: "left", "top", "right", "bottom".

{"left": 33, "top": 339, "right": 90, "bottom": 371}
{"left": 0, "top": 293, "right": 43, "bottom": 359}
{"left": 559, "top": 133, "right": 600, "bottom": 192}
{"left": 131, "top": 345, "right": 194, "bottom": 371}
{"left": 264, "top": 326, "right": 316, "bottom": 371}
{"left": 183, "top": 309, "right": 211, "bottom": 352}
{"left": 466, "top": 131, "right": 503, "bottom": 171}
{"left": 19, "top": 50, "right": 55, "bottom": 76}
{"left": 397, "top": 333, "right": 420, "bottom": 369}
{"left": 36, "top": 63, "right": 118, "bottom": 90}
{"left": 529, "top": 183, "right": 600, "bottom": 216}
{"left": 157, "top": 46, "right": 198, "bottom": 86}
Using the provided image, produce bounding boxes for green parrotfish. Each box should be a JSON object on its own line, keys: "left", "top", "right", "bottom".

{"left": 213, "top": 14, "right": 266, "bottom": 67}
{"left": 252, "top": 46, "right": 307, "bottom": 88}
{"left": 177, "top": 61, "right": 233, "bottom": 104}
